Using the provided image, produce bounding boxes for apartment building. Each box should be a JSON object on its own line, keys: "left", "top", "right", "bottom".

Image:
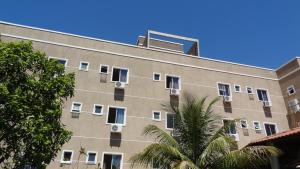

{"left": 0, "top": 21, "right": 299, "bottom": 169}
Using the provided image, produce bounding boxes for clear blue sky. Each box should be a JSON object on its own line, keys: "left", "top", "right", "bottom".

{"left": 0, "top": 0, "right": 299, "bottom": 69}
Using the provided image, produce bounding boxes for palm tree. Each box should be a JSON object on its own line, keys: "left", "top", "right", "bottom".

{"left": 130, "top": 94, "right": 279, "bottom": 169}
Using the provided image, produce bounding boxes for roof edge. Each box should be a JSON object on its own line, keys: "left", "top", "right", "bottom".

{"left": 0, "top": 20, "right": 276, "bottom": 72}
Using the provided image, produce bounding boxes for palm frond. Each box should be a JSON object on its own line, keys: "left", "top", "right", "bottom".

{"left": 130, "top": 143, "right": 188, "bottom": 168}
{"left": 212, "top": 145, "right": 280, "bottom": 169}
{"left": 143, "top": 125, "right": 179, "bottom": 148}
{"left": 198, "top": 136, "right": 235, "bottom": 168}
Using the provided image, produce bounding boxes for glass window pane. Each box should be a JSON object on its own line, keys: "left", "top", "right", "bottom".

{"left": 167, "top": 114, "right": 175, "bottom": 129}
{"left": 153, "top": 112, "right": 160, "bottom": 120}
{"left": 166, "top": 76, "right": 172, "bottom": 88}
{"left": 108, "top": 108, "right": 117, "bottom": 123}
{"left": 94, "top": 106, "right": 102, "bottom": 114}
{"left": 101, "top": 66, "right": 108, "bottom": 73}
{"left": 172, "top": 77, "right": 179, "bottom": 89}
{"left": 112, "top": 155, "right": 122, "bottom": 169}
{"left": 120, "top": 69, "right": 128, "bottom": 82}
{"left": 112, "top": 69, "right": 120, "bottom": 81}
{"left": 116, "top": 108, "right": 125, "bottom": 124}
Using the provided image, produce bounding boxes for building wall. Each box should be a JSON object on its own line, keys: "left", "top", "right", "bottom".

{"left": 276, "top": 58, "right": 300, "bottom": 128}
{"left": 0, "top": 22, "right": 291, "bottom": 169}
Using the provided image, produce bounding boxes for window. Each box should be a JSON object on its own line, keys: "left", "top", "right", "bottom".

{"left": 253, "top": 121, "right": 261, "bottom": 130}
{"left": 264, "top": 123, "right": 277, "bottom": 136}
{"left": 102, "top": 153, "right": 123, "bottom": 169}
{"left": 217, "top": 83, "right": 231, "bottom": 96}
{"left": 166, "top": 75, "right": 180, "bottom": 89}
{"left": 61, "top": 150, "right": 73, "bottom": 164}
{"left": 112, "top": 67, "right": 129, "bottom": 83}
{"left": 93, "top": 104, "right": 103, "bottom": 115}
{"left": 107, "top": 107, "right": 126, "bottom": 125}
{"left": 287, "top": 85, "right": 296, "bottom": 95}
{"left": 153, "top": 73, "right": 161, "bottom": 81}
{"left": 246, "top": 86, "right": 254, "bottom": 94}
{"left": 86, "top": 151, "right": 97, "bottom": 165}
{"left": 240, "top": 120, "right": 248, "bottom": 129}
{"left": 256, "top": 89, "right": 269, "bottom": 101}
{"left": 223, "top": 119, "right": 237, "bottom": 135}
{"left": 100, "top": 65, "right": 109, "bottom": 74}
{"left": 152, "top": 111, "right": 161, "bottom": 121}
{"left": 234, "top": 85, "right": 241, "bottom": 92}
{"left": 71, "top": 102, "right": 82, "bottom": 113}
{"left": 166, "top": 113, "right": 175, "bottom": 130}
{"left": 49, "top": 57, "right": 68, "bottom": 67}
{"left": 79, "top": 61, "right": 89, "bottom": 71}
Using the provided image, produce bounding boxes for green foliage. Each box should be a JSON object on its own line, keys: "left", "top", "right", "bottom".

{"left": 0, "top": 41, "right": 75, "bottom": 168}
{"left": 130, "top": 94, "right": 279, "bottom": 169}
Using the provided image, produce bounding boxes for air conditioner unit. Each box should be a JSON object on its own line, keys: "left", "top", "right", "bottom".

{"left": 170, "top": 89, "right": 180, "bottom": 96}
{"left": 288, "top": 99, "right": 300, "bottom": 113}
{"left": 115, "top": 81, "right": 125, "bottom": 89}
{"left": 171, "top": 130, "right": 180, "bottom": 137}
{"left": 263, "top": 101, "right": 272, "bottom": 107}
{"left": 223, "top": 96, "right": 232, "bottom": 102}
{"left": 111, "top": 124, "right": 122, "bottom": 133}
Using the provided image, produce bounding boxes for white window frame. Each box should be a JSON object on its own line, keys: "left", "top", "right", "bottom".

{"left": 48, "top": 56, "right": 68, "bottom": 67}
{"left": 101, "top": 152, "right": 124, "bottom": 169}
{"left": 287, "top": 85, "right": 296, "bottom": 96}
{"left": 256, "top": 88, "right": 271, "bottom": 102}
{"left": 240, "top": 120, "right": 248, "bottom": 129}
{"left": 93, "top": 104, "right": 104, "bottom": 116}
{"left": 222, "top": 118, "right": 239, "bottom": 141}
{"left": 153, "top": 72, "right": 161, "bottom": 81}
{"left": 86, "top": 151, "right": 98, "bottom": 165}
{"left": 263, "top": 122, "right": 278, "bottom": 136}
{"left": 165, "top": 74, "right": 181, "bottom": 90}
{"left": 245, "top": 86, "right": 254, "bottom": 94}
{"left": 70, "top": 102, "right": 82, "bottom": 113}
{"left": 111, "top": 66, "right": 129, "bottom": 84}
{"left": 253, "top": 121, "right": 261, "bottom": 130}
{"left": 234, "top": 84, "right": 242, "bottom": 93}
{"left": 217, "top": 82, "right": 232, "bottom": 97}
{"left": 79, "top": 61, "right": 89, "bottom": 71}
{"left": 106, "top": 106, "right": 127, "bottom": 126}
{"left": 152, "top": 111, "right": 162, "bottom": 121}
{"left": 60, "top": 150, "right": 74, "bottom": 164}
{"left": 99, "top": 64, "right": 110, "bottom": 74}
{"left": 165, "top": 113, "right": 175, "bottom": 130}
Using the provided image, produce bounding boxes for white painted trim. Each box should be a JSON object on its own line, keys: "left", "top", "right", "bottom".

{"left": 72, "top": 135, "right": 155, "bottom": 143}
{"left": 165, "top": 74, "right": 181, "bottom": 90}
{"left": 253, "top": 121, "right": 262, "bottom": 130}
{"left": 86, "top": 151, "right": 98, "bottom": 165}
{"left": 106, "top": 106, "right": 127, "bottom": 126}
{"left": 256, "top": 88, "right": 271, "bottom": 103}
{"left": 153, "top": 72, "right": 161, "bottom": 81}
{"left": 278, "top": 67, "right": 300, "bottom": 80}
{"left": 48, "top": 56, "right": 68, "bottom": 67}
{"left": 287, "top": 85, "right": 296, "bottom": 96}
{"left": 245, "top": 86, "right": 254, "bottom": 94}
{"left": 152, "top": 111, "right": 162, "bottom": 121}
{"left": 60, "top": 150, "right": 74, "bottom": 164}
{"left": 70, "top": 102, "right": 82, "bottom": 113}
{"left": 276, "top": 57, "right": 298, "bottom": 71}
{"left": 165, "top": 112, "right": 175, "bottom": 130}
{"left": 92, "top": 104, "right": 104, "bottom": 116}
{"left": 216, "top": 82, "right": 232, "bottom": 97}
{"left": 0, "top": 33, "right": 279, "bottom": 81}
{"left": 111, "top": 66, "right": 129, "bottom": 84}
{"left": 0, "top": 21, "right": 277, "bottom": 71}
{"left": 99, "top": 64, "right": 110, "bottom": 74}
{"left": 101, "top": 152, "right": 124, "bottom": 169}
{"left": 149, "top": 37, "right": 184, "bottom": 46}
{"left": 240, "top": 120, "right": 248, "bottom": 129}
{"left": 148, "top": 30, "right": 199, "bottom": 43}
{"left": 234, "top": 84, "right": 242, "bottom": 93}
{"left": 79, "top": 61, "right": 89, "bottom": 71}
{"left": 263, "top": 122, "right": 278, "bottom": 136}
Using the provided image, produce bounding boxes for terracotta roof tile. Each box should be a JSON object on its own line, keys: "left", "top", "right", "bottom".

{"left": 248, "top": 127, "right": 300, "bottom": 145}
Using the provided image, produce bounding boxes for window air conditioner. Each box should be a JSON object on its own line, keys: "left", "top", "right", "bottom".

{"left": 111, "top": 124, "right": 122, "bottom": 133}
{"left": 263, "top": 101, "right": 272, "bottom": 107}
{"left": 223, "top": 96, "right": 232, "bottom": 102}
{"left": 288, "top": 99, "right": 300, "bottom": 113}
{"left": 170, "top": 89, "right": 180, "bottom": 96}
{"left": 115, "top": 81, "right": 125, "bottom": 89}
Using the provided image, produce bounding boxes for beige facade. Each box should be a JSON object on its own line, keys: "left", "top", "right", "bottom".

{"left": 0, "top": 21, "right": 298, "bottom": 169}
